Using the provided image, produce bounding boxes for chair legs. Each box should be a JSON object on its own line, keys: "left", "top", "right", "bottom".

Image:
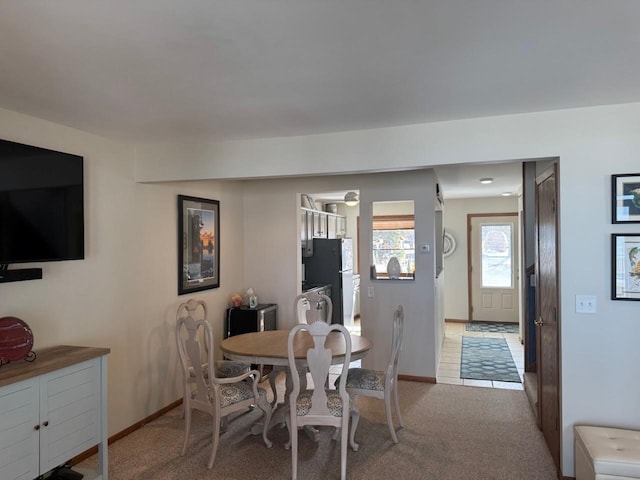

{"left": 257, "top": 394, "right": 274, "bottom": 449}
{"left": 384, "top": 390, "right": 399, "bottom": 443}
{"left": 206, "top": 408, "right": 221, "bottom": 469}
{"left": 349, "top": 408, "right": 360, "bottom": 452}
{"left": 382, "top": 383, "right": 404, "bottom": 444}
{"left": 393, "top": 382, "right": 404, "bottom": 428}
{"left": 181, "top": 403, "right": 192, "bottom": 456}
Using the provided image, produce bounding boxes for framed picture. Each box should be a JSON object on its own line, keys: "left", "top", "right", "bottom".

{"left": 611, "top": 234, "right": 640, "bottom": 301}
{"left": 612, "top": 174, "right": 640, "bottom": 223}
{"left": 178, "top": 195, "right": 220, "bottom": 295}
{"left": 302, "top": 194, "right": 318, "bottom": 210}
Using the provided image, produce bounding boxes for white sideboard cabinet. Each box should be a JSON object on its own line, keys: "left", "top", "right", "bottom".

{"left": 0, "top": 345, "right": 110, "bottom": 480}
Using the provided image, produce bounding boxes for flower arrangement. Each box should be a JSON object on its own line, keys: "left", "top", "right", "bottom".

{"left": 230, "top": 293, "right": 243, "bottom": 307}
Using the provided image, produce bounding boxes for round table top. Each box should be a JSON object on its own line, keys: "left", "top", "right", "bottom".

{"left": 220, "top": 329, "right": 372, "bottom": 366}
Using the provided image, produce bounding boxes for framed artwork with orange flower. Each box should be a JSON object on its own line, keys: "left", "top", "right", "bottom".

{"left": 178, "top": 195, "right": 220, "bottom": 295}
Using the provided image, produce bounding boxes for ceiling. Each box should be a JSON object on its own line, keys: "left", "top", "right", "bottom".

{"left": 1, "top": 1, "right": 638, "bottom": 197}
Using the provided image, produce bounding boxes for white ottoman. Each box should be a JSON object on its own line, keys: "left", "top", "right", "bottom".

{"left": 575, "top": 426, "right": 640, "bottom": 480}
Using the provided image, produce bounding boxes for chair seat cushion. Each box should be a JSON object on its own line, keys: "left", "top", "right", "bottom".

{"left": 208, "top": 381, "right": 266, "bottom": 408}
{"left": 575, "top": 425, "right": 640, "bottom": 478}
{"left": 214, "top": 360, "right": 251, "bottom": 378}
{"left": 295, "top": 390, "right": 352, "bottom": 417}
{"left": 189, "top": 361, "right": 251, "bottom": 379}
{"left": 343, "top": 368, "right": 386, "bottom": 391}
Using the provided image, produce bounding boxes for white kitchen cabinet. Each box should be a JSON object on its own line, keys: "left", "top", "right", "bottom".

{"left": 336, "top": 215, "right": 347, "bottom": 237}
{"left": 312, "top": 212, "right": 327, "bottom": 238}
{"left": 0, "top": 345, "right": 110, "bottom": 480}
{"left": 327, "top": 215, "right": 337, "bottom": 238}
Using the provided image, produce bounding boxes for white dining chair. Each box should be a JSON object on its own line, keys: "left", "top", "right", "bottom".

{"left": 294, "top": 291, "right": 332, "bottom": 324}
{"left": 177, "top": 299, "right": 251, "bottom": 379}
{"left": 285, "top": 321, "right": 359, "bottom": 480}
{"left": 268, "top": 291, "right": 334, "bottom": 408}
{"left": 341, "top": 304, "right": 405, "bottom": 443}
{"left": 176, "top": 309, "right": 273, "bottom": 468}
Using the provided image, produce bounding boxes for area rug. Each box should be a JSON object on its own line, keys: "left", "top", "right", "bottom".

{"left": 460, "top": 336, "right": 521, "bottom": 383}
{"left": 465, "top": 321, "right": 518, "bottom": 333}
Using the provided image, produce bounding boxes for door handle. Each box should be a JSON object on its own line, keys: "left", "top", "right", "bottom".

{"left": 534, "top": 317, "right": 544, "bottom": 327}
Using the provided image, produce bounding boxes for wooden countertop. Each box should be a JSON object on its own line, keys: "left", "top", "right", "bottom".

{"left": 0, "top": 345, "right": 110, "bottom": 388}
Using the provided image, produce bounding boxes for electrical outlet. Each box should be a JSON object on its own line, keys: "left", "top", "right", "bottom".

{"left": 575, "top": 295, "right": 597, "bottom": 314}
{"left": 367, "top": 286, "right": 375, "bottom": 298}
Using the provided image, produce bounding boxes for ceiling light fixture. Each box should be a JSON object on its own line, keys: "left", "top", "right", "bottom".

{"left": 501, "top": 192, "right": 511, "bottom": 197}
{"left": 344, "top": 191, "right": 359, "bottom": 206}
{"left": 479, "top": 178, "right": 494, "bottom": 184}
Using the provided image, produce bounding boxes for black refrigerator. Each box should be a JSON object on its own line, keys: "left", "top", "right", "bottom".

{"left": 303, "top": 238, "right": 354, "bottom": 325}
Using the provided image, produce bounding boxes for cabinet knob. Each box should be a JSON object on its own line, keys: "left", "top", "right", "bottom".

{"left": 34, "top": 425, "right": 40, "bottom": 431}
{"left": 43, "top": 421, "right": 49, "bottom": 427}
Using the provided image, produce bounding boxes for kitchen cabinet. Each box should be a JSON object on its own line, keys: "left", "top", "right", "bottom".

{"left": 336, "top": 216, "right": 346, "bottom": 237}
{"left": 312, "top": 212, "right": 327, "bottom": 238}
{"left": 301, "top": 208, "right": 347, "bottom": 256}
{"left": 327, "top": 215, "right": 337, "bottom": 238}
{"left": 0, "top": 345, "right": 110, "bottom": 480}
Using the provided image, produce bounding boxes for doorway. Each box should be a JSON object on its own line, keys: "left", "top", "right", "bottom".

{"left": 468, "top": 213, "right": 520, "bottom": 323}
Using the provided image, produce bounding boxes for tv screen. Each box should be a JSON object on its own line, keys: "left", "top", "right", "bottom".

{"left": 0, "top": 139, "right": 84, "bottom": 264}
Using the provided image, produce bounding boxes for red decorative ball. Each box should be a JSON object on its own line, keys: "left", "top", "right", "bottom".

{"left": 0, "top": 316, "right": 34, "bottom": 363}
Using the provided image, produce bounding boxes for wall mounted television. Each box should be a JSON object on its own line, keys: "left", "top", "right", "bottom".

{"left": 0, "top": 138, "right": 84, "bottom": 266}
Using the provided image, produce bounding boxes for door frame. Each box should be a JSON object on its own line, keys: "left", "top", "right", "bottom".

{"left": 466, "top": 212, "right": 519, "bottom": 322}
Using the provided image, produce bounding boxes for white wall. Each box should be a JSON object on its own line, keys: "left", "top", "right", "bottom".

{"left": 0, "top": 107, "right": 248, "bottom": 437}
{"left": 6, "top": 101, "right": 640, "bottom": 476}
{"left": 136, "top": 102, "right": 640, "bottom": 476}
{"left": 442, "top": 196, "right": 519, "bottom": 321}
{"left": 241, "top": 170, "right": 438, "bottom": 378}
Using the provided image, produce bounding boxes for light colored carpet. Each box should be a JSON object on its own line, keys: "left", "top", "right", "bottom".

{"left": 79, "top": 382, "right": 558, "bottom": 479}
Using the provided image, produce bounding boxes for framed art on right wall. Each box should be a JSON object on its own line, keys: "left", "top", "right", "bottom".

{"left": 612, "top": 234, "right": 640, "bottom": 301}
{"left": 612, "top": 174, "right": 640, "bottom": 223}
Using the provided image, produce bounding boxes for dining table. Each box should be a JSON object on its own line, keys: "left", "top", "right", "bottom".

{"left": 220, "top": 328, "right": 373, "bottom": 441}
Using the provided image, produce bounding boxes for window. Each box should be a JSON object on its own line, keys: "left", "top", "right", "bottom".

{"left": 480, "top": 223, "right": 513, "bottom": 288}
{"left": 372, "top": 215, "right": 415, "bottom": 277}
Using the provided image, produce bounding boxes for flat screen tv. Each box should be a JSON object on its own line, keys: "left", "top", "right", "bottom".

{"left": 0, "top": 138, "right": 84, "bottom": 265}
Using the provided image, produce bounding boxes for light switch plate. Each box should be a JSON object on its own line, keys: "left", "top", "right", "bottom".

{"left": 367, "top": 286, "right": 374, "bottom": 298}
{"left": 575, "top": 295, "right": 596, "bottom": 314}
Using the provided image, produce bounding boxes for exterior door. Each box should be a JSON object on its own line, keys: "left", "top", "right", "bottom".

{"left": 468, "top": 213, "right": 519, "bottom": 322}
{"left": 535, "top": 165, "right": 560, "bottom": 471}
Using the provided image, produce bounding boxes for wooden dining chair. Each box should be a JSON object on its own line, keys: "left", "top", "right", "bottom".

{"left": 340, "top": 304, "right": 405, "bottom": 443}
{"left": 285, "top": 322, "right": 359, "bottom": 480}
{"left": 176, "top": 309, "right": 273, "bottom": 468}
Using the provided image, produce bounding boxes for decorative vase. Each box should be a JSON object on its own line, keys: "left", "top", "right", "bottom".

{"left": 387, "top": 257, "right": 401, "bottom": 279}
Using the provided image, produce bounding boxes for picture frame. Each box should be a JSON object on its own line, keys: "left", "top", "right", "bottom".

{"left": 302, "top": 194, "right": 318, "bottom": 210}
{"left": 612, "top": 174, "right": 640, "bottom": 223}
{"left": 178, "top": 195, "right": 220, "bottom": 295}
{"left": 611, "top": 233, "right": 640, "bottom": 301}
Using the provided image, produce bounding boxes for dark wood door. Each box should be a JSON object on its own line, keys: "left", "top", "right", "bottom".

{"left": 535, "top": 165, "right": 560, "bottom": 471}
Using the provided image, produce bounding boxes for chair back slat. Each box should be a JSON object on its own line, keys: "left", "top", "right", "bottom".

{"left": 288, "top": 321, "right": 351, "bottom": 416}
{"left": 294, "top": 291, "right": 332, "bottom": 324}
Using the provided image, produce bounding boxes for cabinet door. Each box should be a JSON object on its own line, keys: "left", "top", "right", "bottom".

{"left": 327, "top": 215, "right": 337, "bottom": 238}
{"left": 39, "top": 358, "right": 101, "bottom": 474}
{"left": 313, "top": 212, "right": 327, "bottom": 238}
{"left": 0, "top": 379, "right": 39, "bottom": 480}
{"left": 337, "top": 216, "right": 346, "bottom": 237}
{"left": 301, "top": 210, "right": 308, "bottom": 254}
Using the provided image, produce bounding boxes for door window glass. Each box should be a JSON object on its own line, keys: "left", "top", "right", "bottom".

{"left": 481, "top": 223, "right": 513, "bottom": 288}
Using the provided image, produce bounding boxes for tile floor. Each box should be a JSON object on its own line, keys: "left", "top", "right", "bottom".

{"left": 437, "top": 321, "right": 524, "bottom": 390}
